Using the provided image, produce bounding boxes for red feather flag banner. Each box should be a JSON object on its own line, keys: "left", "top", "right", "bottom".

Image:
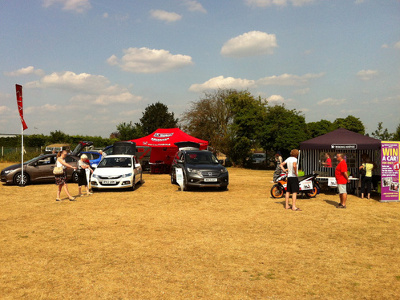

{"left": 15, "top": 84, "right": 28, "bottom": 130}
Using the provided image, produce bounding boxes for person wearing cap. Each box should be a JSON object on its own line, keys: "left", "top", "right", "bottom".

{"left": 77, "top": 154, "right": 93, "bottom": 196}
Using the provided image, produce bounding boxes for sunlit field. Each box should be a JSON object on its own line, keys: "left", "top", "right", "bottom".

{"left": 1, "top": 163, "right": 399, "bottom": 299}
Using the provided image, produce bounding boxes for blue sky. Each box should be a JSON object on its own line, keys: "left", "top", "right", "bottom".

{"left": 1, "top": 0, "right": 399, "bottom": 137}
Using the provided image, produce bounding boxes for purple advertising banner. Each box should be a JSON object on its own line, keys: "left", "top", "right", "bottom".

{"left": 381, "top": 141, "right": 400, "bottom": 202}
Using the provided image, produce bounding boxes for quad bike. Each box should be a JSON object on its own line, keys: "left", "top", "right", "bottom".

{"left": 270, "top": 172, "right": 320, "bottom": 198}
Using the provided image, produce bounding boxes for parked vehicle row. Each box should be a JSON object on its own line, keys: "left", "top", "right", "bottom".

{"left": 1, "top": 141, "right": 231, "bottom": 193}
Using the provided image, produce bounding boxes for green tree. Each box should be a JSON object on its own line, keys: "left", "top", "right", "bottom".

{"left": 371, "top": 122, "right": 394, "bottom": 140}
{"left": 116, "top": 122, "right": 143, "bottom": 141}
{"left": 49, "top": 130, "right": 69, "bottom": 144}
{"left": 225, "top": 91, "right": 267, "bottom": 165}
{"left": 392, "top": 123, "right": 400, "bottom": 141}
{"left": 260, "top": 104, "right": 308, "bottom": 157}
{"left": 139, "top": 102, "right": 178, "bottom": 135}
{"left": 181, "top": 89, "right": 234, "bottom": 155}
{"left": 333, "top": 115, "right": 365, "bottom": 134}
{"left": 307, "top": 120, "right": 334, "bottom": 139}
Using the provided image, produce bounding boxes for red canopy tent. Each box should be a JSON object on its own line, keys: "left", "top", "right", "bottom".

{"left": 130, "top": 128, "right": 208, "bottom": 173}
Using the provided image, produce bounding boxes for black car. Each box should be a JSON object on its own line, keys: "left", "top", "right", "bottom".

{"left": 170, "top": 149, "right": 229, "bottom": 191}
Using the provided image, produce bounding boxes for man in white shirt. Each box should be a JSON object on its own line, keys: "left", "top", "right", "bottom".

{"left": 280, "top": 149, "right": 301, "bottom": 211}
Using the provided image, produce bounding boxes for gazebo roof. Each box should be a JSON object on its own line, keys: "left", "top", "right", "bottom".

{"left": 300, "top": 128, "right": 381, "bottom": 150}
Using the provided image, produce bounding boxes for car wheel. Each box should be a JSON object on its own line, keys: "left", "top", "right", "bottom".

{"left": 182, "top": 176, "right": 190, "bottom": 191}
{"left": 171, "top": 174, "right": 177, "bottom": 184}
{"left": 270, "top": 184, "right": 284, "bottom": 198}
{"left": 72, "top": 171, "right": 79, "bottom": 183}
{"left": 13, "top": 172, "right": 30, "bottom": 185}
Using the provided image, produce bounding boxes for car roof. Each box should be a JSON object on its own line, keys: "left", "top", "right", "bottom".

{"left": 103, "top": 154, "right": 135, "bottom": 158}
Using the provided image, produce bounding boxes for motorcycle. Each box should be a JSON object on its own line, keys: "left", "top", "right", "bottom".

{"left": 270, "top": 172, "right": 320, "bottom": 198}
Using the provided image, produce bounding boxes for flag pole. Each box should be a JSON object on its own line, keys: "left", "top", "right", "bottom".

{"left": 20, "top": 122, "right": 24, "bottom": 186}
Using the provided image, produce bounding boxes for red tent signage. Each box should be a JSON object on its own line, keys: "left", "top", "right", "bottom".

{"left": 131, "top": 128, "right": 208, "bottom": 165}
{"left": 15, "top": 84, "right": 28, "bottom": 130}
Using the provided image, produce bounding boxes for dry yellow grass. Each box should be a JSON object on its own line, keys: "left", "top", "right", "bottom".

{"left": 1, "top": 162, "right": 399, "bottom": 299}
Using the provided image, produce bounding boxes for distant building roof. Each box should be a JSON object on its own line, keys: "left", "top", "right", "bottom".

{"left": 0, "top": 134, "right": 18, "bottom": 138}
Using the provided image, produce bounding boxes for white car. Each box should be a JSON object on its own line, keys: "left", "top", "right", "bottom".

{"left": 91, "top": 155, "right": 143, "bottom": 190}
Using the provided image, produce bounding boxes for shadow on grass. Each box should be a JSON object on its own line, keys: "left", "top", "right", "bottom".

{"left": 324, "top": 199, "right": 339, "bottom": 207}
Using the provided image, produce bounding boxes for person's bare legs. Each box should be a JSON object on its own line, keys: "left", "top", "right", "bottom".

{"left": 78, "top": 185, "right": 82, "bottom": 196}
{"left": 56, "top": 185, "right": 62, "bottom": 200}
{"left": 285, "top": 192, "right": 291, "bottom": 209}
{"left": 291, "top": 192, "right": 298, "bottom": 210}
{"left": 62, "top": 183, "right": 74, "bottom": 199}
{"left": 340, "top": 193, "right": 347, "bottom": 206}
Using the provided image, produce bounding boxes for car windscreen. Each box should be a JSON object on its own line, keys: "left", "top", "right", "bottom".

{"left": 97, "top": 157, "right": 132, "bottom": 168}
{"left": 185, "top": 152, "right": 219, "bottom": 164}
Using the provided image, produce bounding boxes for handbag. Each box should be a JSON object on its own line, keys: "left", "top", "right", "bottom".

{"left": 53, "top": 166, "right": 64, "bottom": 175}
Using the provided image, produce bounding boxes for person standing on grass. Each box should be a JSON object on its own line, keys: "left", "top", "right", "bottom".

{"left": 55, "top": 150, "right": 77, "bottom": 201}
{"left": 359, "top": 156, "right": 375, "bottom": 199}
{"left": 77, "top": 154, "right": 93, "bottom": 197}
{"left": 335, "top": 153, "right": 349, "bottom": 208}
{"left": 280, "top": 149, "right": 301, "bottom": 211}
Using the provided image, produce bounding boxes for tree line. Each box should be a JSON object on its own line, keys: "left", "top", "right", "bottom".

{"left": 2, "top": 89, "right": 399, "bottom": 166}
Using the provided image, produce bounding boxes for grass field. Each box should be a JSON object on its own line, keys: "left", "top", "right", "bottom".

{"left": 1, "top": 162, "right": 399, "bottom": 299}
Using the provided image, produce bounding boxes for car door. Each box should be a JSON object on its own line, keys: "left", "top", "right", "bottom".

{"left": 28, "top": 155, "right": 57, "bottom": 182}
{"left": 133, "top": 156, "right": 142, "bottom": 183}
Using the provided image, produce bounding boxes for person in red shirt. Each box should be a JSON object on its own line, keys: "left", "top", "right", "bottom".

{"left": 322, "top": 153, "right": 332, "bottom": 168}
{"left": 335, "top": 153, "right": 349, "bottom": 208}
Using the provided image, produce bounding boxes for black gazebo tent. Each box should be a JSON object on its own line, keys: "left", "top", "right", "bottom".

{"left": 299, "top": 128, "right": 381, "bottom": 177}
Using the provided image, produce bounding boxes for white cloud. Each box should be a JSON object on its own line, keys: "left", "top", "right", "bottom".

{"left": 4, "top": 66, "right": 44, "bottom": 77}
{"left": 150, "top": 9, "right": 182, "bottom": 23}
{"left": 42, "top": 0, "right": 91, "bottom": 13}
{"left": 190, "top": 72, "right": 323, "bottom": 92}
{"left": 221, "top": 31, "right": 277, "bottom": 57}
{"left": 189, "top": 76, "right": 256, "bottom": 92}
{"left": 26, "top": 70, "right": 142, "bottom": 106}
{"left": 267, "top": 95, "right": 285, "bottom": 103}
{"left": 257, "top": 72, "right": 324, "bottom": 86}
{"left": 103, "top": 12, "right": 109, "bottom": 18}
{"left": 25, "top": 104, "right": 58, "bottom": 115}
{"left": 317, "top": 98, "right": 346, "bottom": 106}
{"left": 381, "top": 44, "right": 389, "bottom": 49}
{"left": 245, "top": 0, "right": 315, "bottom": 8}
{"left": 357, "top": 69, "right": 379, "bottom": 81}
{"left": 107, "top": 47, "right": 193, "bottom": 73}
{"left": 182, "top": 0, "right": 207, "bottom": 13}
{"left": 394, "top": 41, "right": 400, "bottom": 49}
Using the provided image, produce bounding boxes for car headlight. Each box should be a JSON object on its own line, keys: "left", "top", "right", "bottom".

{"left": 220, "top": 168, "right": 228, "bottom": 173}
{"left": 187, "top": 168, "right": 202, "bottom": 176}
{"left": 4, "top": 170, "right": 13, "bottom": 175}
{"left": 122, "top": 173, "right": 132, "bottom": 178}
{"left": 92, "top": 174, "right": 99, "bottom": 179}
